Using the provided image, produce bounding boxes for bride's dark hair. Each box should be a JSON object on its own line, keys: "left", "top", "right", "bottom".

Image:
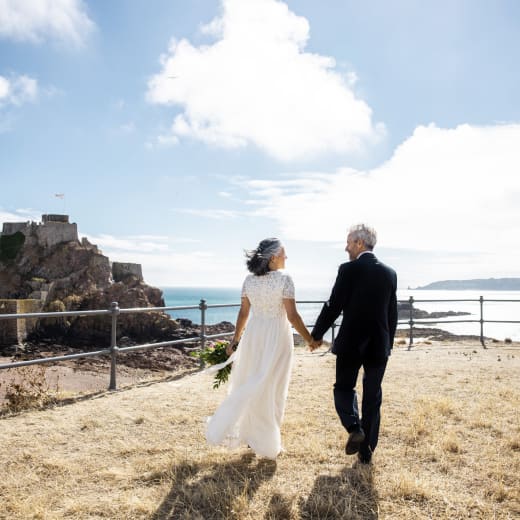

{"left": 245, "top": 238, "right": 283, "bottom": 276}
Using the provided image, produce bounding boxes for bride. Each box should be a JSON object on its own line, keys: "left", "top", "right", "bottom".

{"left": 205, "top": 238, "right": 318, "bottom": 459}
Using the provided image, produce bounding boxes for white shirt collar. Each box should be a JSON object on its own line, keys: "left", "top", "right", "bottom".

{"left": 356, "top": 250, "right": 373, "bottom": 259}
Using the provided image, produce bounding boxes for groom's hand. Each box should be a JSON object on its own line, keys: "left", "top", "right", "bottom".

{"left": 309, "top": 339, "right": 322, "bottom": 351}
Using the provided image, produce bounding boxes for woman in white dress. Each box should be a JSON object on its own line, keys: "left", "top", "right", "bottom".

{"left": 206, "top": 238, "right": 317, "bottom": 459}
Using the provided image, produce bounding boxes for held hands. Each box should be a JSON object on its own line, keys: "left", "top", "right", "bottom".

{"left": 308, "top": 338, "right": 323, "bottom": 352}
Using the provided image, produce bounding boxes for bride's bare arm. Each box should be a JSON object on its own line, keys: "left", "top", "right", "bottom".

{"left": 283, "top": 298, "right": 315, "bottom": 346}
{"left": 227, "top": 297, "right": 251, "bottom": 355}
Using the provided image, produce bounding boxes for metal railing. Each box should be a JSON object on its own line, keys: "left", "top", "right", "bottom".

{"left": 402, "top": 296, "right": 520, "bottom": 350}
{"left": 0, "top": 296, "right": 518, "bottom": 390}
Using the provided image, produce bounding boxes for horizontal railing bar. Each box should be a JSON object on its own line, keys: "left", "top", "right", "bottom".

{"left": 481, "top": 299, "right": 520, "bottom": 303}
{"left": 0, "top": 348, "right": 111, "bottom": 370}
{"left": 204, "top": 332, "right": 234, "bottom": 340}
{"left": 117, "top": 337, "right": 200, "bottom": 353}
{"left": 483, "top": 319, "right": 520, "bottom": 324}
{"left": 0, "top": 309, "right": 110, "bottom": 320}
{"left": 397, "top": 320, "right": 482, "bottom": 325}
{"left": 202, "top": 303, "right": 241, "bottom": 309}
{"left": 119, "top": 305, "right": 200, "bottom": 314}
{"left": 1, "top": 298, "right": 517, "bottom": 321}
{"left": 410, "top": 299, "right": 482, "bottom": 303}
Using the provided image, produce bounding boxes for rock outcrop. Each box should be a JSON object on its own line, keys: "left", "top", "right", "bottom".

{"left": 0, "top": 215, "right": 180, "bottom": 347}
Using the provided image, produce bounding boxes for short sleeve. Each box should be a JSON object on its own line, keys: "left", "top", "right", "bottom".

{"left": 282, "top": 274, "right": 295, "bottom": 299}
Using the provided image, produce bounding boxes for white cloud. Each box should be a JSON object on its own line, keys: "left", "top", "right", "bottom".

{"left": 177, "top": 208, "right": 240, "bottom": 220}
{"left": 84, "top": 234, "right": 169, "bottom": 254}
{"left": 0, "top": 76, "right": 9, "bottom": 98}
{"left": 0, "top": 0, "right": 94, "bottom": 46}
{"left": 146, "top": 0, "right": 382, "bottom": 161}
{"left": 0, "top": 74, "right": 38, "bottom": 107}
{"left": 239, "top": 123, "right": 520, "bottom": 259}
{"left": 0, "top": 208, "right": 40, "bottom": 225}
{"left": 83, "top": 232, "right": 241, "bottom": 287}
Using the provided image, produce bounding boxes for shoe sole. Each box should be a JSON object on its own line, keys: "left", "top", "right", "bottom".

{"left": 345, "top": 431, "right": 365, "bottom": 455}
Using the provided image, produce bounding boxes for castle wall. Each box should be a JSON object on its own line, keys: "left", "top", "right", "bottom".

{"left": 42, "top": 214, "right": 69, "bottom": 224}
{"left": 35, "top": 221, "right": 78, "bottom": 248}
{"left": 0, "top": 299, "right": 41, "bottom": 346}
{"left": 112, "top": 262, "right": 143, "bottom": 282}
{"left": 1, "top": 222, "right": 29, "bottom": 235}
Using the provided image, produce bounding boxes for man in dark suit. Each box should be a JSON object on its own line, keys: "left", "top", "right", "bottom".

{"left": 311, "top": 224, "right": 397, "bottom": 464}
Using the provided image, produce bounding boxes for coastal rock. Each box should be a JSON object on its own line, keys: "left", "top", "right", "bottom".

{"left": 0, "top": 214, "right": 178, "bottom": 348}
{"left": 397, "top": 302, "right": 470, "bottom": 320}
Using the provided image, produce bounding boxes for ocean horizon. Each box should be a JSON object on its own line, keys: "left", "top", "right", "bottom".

{"left": 161, "top": 287, "right": 520, "bottom": 342}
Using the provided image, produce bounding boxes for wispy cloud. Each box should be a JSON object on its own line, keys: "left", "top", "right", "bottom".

{"left": 176, "top": 208, "right": 240, "bottom": 220}
{"left": 83, "top": 232, "right": 241, "bottom": 287}
{"left": 0, "top": 74, "right": 38, "bottom": 107}
{"left": 84, "top": 234, "right": 170, "bottom": 254}
{"left": 0, "top": 208, "right": 40, "bottom": 224}
{"left": 146, "top": 0, "right": 382, "bottom": 162}
{"left": 0, "top": 0, "right": 95, "bottom": 47}
{"left": 239, "top": 123, "right": 520, "bottom": 258}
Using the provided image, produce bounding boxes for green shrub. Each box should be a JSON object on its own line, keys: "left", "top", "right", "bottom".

{"left": 0, "top": 231, "right": 25, "bottom": 262}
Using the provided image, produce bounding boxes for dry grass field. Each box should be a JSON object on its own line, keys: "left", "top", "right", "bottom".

{"left": 0, "top": 340, "right": 519, "bottom": 519}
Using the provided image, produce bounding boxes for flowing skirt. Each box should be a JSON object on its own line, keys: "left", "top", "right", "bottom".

{"left": 205, "top": 314, "right": 294, "bottom": 459}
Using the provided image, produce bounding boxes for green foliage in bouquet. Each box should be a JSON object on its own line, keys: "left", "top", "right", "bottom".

{"left": 191, "top": 340, "right": 232, "bottom": 389}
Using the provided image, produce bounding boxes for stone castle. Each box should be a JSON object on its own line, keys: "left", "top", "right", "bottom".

{"left": 0, "top": 214, "right": 145, "bottom": 345}
{"left": 1, "top": 214, "right": 79, "bottom": 249}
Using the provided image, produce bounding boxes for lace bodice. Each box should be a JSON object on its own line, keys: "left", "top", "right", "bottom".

{"left": 241, "top": 271, "right": 295, "bottom": 318}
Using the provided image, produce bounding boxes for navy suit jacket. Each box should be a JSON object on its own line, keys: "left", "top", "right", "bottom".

{"left": 312, "top": 252, "right": 398, "bottom": 361}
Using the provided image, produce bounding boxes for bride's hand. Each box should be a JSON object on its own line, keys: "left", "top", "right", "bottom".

{"left": 309, "top": 339, "right": 322, "bottom": 351}
{"left": 226, "top": 340, "right": 238, "bottom": 356}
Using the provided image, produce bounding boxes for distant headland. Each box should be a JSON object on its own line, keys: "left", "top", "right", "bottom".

{"left": 414, "top": 278, "right": 520, "bottom": 290}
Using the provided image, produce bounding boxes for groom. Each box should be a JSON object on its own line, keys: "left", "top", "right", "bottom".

{"left": 311, "top": 224, "right": 397, "bottom": 464}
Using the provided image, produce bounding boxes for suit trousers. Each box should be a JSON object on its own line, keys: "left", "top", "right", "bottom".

{"left": 334, "top": 352, "right": 388, "bottom": 454}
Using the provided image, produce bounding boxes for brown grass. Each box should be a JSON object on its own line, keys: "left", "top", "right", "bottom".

{"left": 0, "top": 341, "right": 518, "bottom": 519}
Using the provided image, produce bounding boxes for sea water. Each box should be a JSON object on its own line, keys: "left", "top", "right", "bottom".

{"left": 162, "top": 287, "right": 520, "bottom": 342}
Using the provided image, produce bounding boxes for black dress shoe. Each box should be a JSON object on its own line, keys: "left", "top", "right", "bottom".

{"left": 357, "top": 449, "right": 372, "bottom": 464}
{"left": 345, "top": 428, "right": 365, "bottom": 455}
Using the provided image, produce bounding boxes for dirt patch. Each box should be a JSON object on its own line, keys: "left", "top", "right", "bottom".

{"left": 0, "top": 321, "right": 234, "bottom": 404}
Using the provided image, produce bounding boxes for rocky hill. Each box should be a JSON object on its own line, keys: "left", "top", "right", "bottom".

{"left": 0, "top": 215, "right": 187, "bottom": 347}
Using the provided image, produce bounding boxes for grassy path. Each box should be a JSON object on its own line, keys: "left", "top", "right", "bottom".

{"left": 1, "top": 342, "right": 519, "bottom": 519}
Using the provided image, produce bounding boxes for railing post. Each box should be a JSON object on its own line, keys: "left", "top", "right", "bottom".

{"left": 407, "top": 296, "right": 414, "bottom": 350}
{"left": 108, "top": 301, "right": 120, "bottom": 390}
{"left": 479, "top": 296, "right": 487, "bottom": 349}
{"left": 199, "top": 299, "right": 207, "bottom": 365}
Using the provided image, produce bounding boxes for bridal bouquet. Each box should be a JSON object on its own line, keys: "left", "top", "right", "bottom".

{"left": 191, "top": 340, "right": 233, "bottom": 389}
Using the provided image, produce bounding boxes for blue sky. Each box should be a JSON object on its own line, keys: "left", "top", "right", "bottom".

{"left": 1, "top": 0, "right": 520, "bottom": 290}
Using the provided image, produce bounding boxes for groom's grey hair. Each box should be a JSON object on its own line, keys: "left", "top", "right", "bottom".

{"left": 349, "top": 224, "right": 377, "bottom": 250}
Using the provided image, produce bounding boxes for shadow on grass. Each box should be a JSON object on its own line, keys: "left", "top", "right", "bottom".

{"left": 299, "top": 463, "right": 378, "bottom": 519}
{"left": 152, "top": 452, "right": 276, "bottom": 519}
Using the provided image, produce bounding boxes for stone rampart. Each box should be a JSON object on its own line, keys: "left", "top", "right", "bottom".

{"left": 1, "top": 222, "right": 29, "bottom": 235}
{"left": 1, "top": 215, "right": 78, "bottom": 249}
{"left": 0, "top": 299, "right": 41, "bottom": 346}
{"left": 35, "top": 221, "right": 78, "bottom": 248}
{"left": 112, "top": 262, "right": 143, "bottom": 282}
{"left": 42, "top": 214, "right": 69, "bottom": 224}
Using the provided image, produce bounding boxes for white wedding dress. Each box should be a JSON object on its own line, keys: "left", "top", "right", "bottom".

{"left": 205, "top": 270, "right": 295, "bottom": 459}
